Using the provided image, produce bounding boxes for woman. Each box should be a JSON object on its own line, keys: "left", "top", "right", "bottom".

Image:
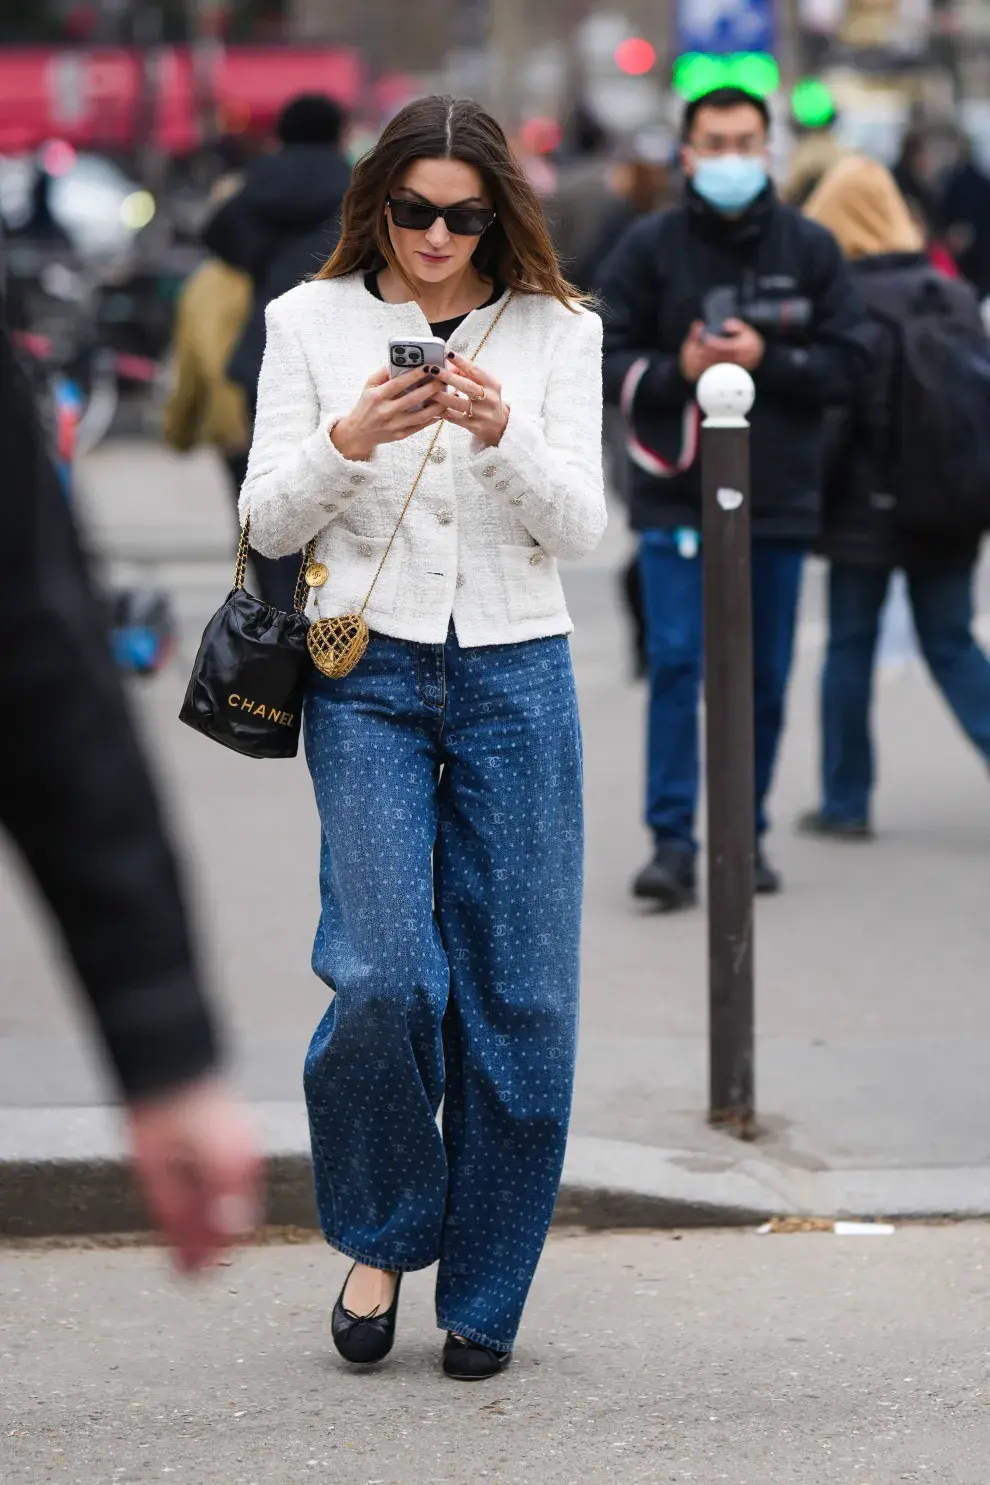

{"left": 800, "top": 155, "right": 990, "bottom": 838}
{"left": 240, "top": 96, "right": 605, "bottom": 1377}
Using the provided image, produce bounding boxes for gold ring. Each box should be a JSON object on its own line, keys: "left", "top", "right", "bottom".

{"left": 471, "top": 388, "right": 486, "bottom": 403}
{"left": 465, "top": 400, "right": 474, "bottom": 419}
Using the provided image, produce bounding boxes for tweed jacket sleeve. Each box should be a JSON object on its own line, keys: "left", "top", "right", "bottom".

{"left": 239, "top": 304, "right": 379, "bottom": 558}
{"left": 466, "top": 306, "right": 605, "bottom": 561}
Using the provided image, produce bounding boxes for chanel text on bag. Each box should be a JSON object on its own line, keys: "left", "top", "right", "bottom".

{"left": 227, "top": 693, "right": 296, "bottom": 727}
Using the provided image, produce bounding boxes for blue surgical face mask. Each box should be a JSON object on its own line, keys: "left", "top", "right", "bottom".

{"left": 691, "top": 154, "right": 768, "bottom": 214}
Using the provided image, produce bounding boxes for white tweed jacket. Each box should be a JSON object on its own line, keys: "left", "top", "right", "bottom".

{"left": 239, "top": 272, "right": 606, "bottom": 646}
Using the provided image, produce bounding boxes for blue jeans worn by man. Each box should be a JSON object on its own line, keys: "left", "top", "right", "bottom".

{"left": 638, "top": 530, "right": 805, "bottom": 904}
{"left": 815, "top": 562, "right": 990, "bottom": 828}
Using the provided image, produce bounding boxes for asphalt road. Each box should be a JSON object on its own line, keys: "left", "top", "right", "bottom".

{"left": 3, "top": 1223, "right": 990, "bottom": 1484}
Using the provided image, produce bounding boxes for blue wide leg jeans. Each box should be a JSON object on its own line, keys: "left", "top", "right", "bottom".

{"left": 303, "top": 626, "right": 583, "bottom": 1354}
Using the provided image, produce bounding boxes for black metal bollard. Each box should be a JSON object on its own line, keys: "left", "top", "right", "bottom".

{"left": 697, "top": 364, "right": 757, "bottom": 1140}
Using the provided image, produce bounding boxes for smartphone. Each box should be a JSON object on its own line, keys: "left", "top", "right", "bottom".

{"left": 702, "top": 286, "right": 736, "bottom": 340}
{"left": 389, "top": 336, "right": 446, "bottom": 382}
{"left": 388, "top": 336, "right": 445, "bottom": 412}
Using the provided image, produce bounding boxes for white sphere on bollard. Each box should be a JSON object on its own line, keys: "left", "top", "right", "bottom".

{"left": 696, "top": 363, "right": 755, "bottom": 426}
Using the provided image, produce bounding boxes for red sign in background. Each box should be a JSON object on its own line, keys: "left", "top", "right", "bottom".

{"left": 0, "top": 46, "right": 366, "bottom": 155}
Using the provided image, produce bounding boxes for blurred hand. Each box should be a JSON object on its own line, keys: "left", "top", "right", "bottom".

{"left": 330, "top": 366, "right": 442, "bottom": 461}
{"left": 679, "top": 322, "right": 724, "bottom": 384}
{"left": 126, "top": 1075, "right": 262, "bottom": 1274}
{"left": 716, "top": 318, "right": 766, "bottom": 372}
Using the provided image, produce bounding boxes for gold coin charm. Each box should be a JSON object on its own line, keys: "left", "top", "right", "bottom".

{"left": 305, "top": 561, "right": 329, "bottom": 589}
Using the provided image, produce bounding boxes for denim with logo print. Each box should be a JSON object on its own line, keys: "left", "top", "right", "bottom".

{"left": 302, "top": 625, "right": 583, "bottom": 1354}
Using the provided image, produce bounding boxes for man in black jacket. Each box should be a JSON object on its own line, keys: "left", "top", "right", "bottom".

{"left": 202, "top": 92, "right": 350, "bottom": 613}
{"left": 0, "top": 296, "right": 259, "bottom": 1267}
{"left": 598, "top": 86, "right": 871, "bottom": 909}
{"left": 203, "top": 92, "right": 350, "bottom": 408}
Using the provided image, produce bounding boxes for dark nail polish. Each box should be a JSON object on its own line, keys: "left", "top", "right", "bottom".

{"left": 446, "top": 351, "right": 455, "bottom": 360}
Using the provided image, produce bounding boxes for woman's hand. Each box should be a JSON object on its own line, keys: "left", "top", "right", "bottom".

{"left": 436, "top": 352, "right": 509, "bottom": 448}
{"left": 330, "top": 366, "right": 442, "bottom": 461}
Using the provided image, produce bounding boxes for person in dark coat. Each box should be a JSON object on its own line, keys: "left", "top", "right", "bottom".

{"left": 800, "top": 155, "right": 990, "bottom": 837}
{"left": 574, "top": 145, "right": 674, "bottom": 678}
{"left": 0, "top": 289, "right": 259, "bottom": 1267}
{"left": 892, "top": 128, "right": 944, "bottom": 238}
{"left": 596, "top": 86, "right": 871, "bottom": 909}
{"left": 202, "top": 93, "right": 351, "bottom": 612}
{"left": 547, "top": 102, "right": 612, "bottom": 284}
{"left": 941, "top": 135, "right": 990, "bottom": 297}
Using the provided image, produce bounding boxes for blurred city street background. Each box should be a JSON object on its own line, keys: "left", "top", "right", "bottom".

{"left": 2, "top": 437, "right": 989, "bottom": 1175}
{"left": 6, "top": 1, "right": 990, "bottom": 1480}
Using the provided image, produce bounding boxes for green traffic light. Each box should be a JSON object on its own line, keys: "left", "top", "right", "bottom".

{"left": 791, "top": 77, "right": 836, "bottom": 128}
{"left": 673, "top": 52, "right": 781, "bottom": 101}
{"left": 727, "top": 53, "right": 780, "bottom": 96}
{"left": 672, "top": 53, "right": 728, "bottom": 100}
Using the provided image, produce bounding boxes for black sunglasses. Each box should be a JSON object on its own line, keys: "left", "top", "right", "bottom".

{"left": 386, "top": 196, "right": 496, "bottom": 236}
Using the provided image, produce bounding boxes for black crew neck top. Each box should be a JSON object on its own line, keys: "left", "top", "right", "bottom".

{"left": 364, "top": 270, "right": 502, "bottom": 341}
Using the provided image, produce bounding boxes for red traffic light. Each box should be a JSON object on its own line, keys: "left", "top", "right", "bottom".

{"left": 614, "top": 36, "right": 657, "bottom": 75}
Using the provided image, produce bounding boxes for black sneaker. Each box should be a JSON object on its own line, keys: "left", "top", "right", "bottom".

{"left": 754, "top": 846, "right": 782, "bottom": 896}
{"left": 632, "top": 844, "right": 697, "bottom": 911}
{"left": 796, "top": 808, "right": 874, "bottom": 842}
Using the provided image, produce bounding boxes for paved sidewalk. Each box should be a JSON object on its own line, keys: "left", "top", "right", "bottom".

{"left": 2, "top": 439, "right": 990, "bottom": 1231}
{"left": 4, "top": 1224, "right": 990, "bottom": 1483}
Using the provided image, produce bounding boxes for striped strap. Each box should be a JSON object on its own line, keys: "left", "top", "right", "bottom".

{"left": 620, "top": 356, "right": 700, "bottom": 479}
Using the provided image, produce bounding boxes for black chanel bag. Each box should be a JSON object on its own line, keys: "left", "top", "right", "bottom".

{"left": 179, "top": 518, "right": 313, "bottom": 759}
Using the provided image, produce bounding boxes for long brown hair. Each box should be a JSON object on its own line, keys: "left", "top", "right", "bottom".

{"left": 317, "top": 95, "right": 584, "bottom": 309}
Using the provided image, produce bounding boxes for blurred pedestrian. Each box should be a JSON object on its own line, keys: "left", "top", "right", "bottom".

{"left": 941, "top": 132, "right": 990, "bottom": 297}
{"left": 575, "top": 147, "right": 673, "bottom": 293}
{"left": 164, "top": 187, "right": 251, "bottom": 466}
{"left": 203, "top": 92, "right": 351, "bottom": 612}
{"left": 800, "top": 156, "right": 990, "bottom": 839}
{"left": 241, "top": 94, "right": 604, "bottom": 1377}
{"left": 892, "top": 127, "right": 944, "bottom": 239}
{"left": 577, "top": 138, "right": 674, "bottom": 677}
{"left": 0, "top": 292, "right": 260, "bottom": 1269}
{"left": 781, "top": 119, "right": 845, "bottom": 209}
{"left": 162, "top": 180, "right": 290, "bottom": 604}
{"left": 547, "top": 101, "right": 612, "bottom": 282}
{"left": 597, "top": 86, "right": 871, "bottom": 909}
{"left": 7, "top": 157, "right": 71, "bottom": 246}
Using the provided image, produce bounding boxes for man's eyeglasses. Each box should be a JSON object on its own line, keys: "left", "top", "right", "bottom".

{"left": 387, "top": 196, "right": 496, "bottom": 236}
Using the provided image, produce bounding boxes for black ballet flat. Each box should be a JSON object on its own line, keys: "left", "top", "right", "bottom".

{"left": 331, "top": 1265, "right": 402, "bottom": 1365}
{"left": 442, "top": 1332, "right": 512, "bottom": 1380}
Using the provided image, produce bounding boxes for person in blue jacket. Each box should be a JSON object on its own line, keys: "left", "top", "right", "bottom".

{"left": 597, "top": 86, "right": 871, "bottom": 909}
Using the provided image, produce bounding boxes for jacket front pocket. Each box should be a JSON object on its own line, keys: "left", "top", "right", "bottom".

{"left": 311, "top": 527, "right": 403, "bottom": 618}
{"left": 498, "top": 543, "right": 565, "bottom": 624}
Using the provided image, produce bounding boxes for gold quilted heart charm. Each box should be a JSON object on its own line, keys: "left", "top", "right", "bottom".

{"left": 307, "top": 613, "right": 370, "bottom": 678}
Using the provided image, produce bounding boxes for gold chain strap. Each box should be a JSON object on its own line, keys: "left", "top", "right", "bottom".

{"left": 233, "top": 515, "right": 314, "bottom": 616}
{"left": 233, "top": 516, "right": 251, "bottom": 593}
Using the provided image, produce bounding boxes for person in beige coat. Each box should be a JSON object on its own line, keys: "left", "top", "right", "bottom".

{"left": 165, "top": 187, "right": 299, "bottom": 609}
{"left": 163, "top": 255, "right": 251, "bottom": 458}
